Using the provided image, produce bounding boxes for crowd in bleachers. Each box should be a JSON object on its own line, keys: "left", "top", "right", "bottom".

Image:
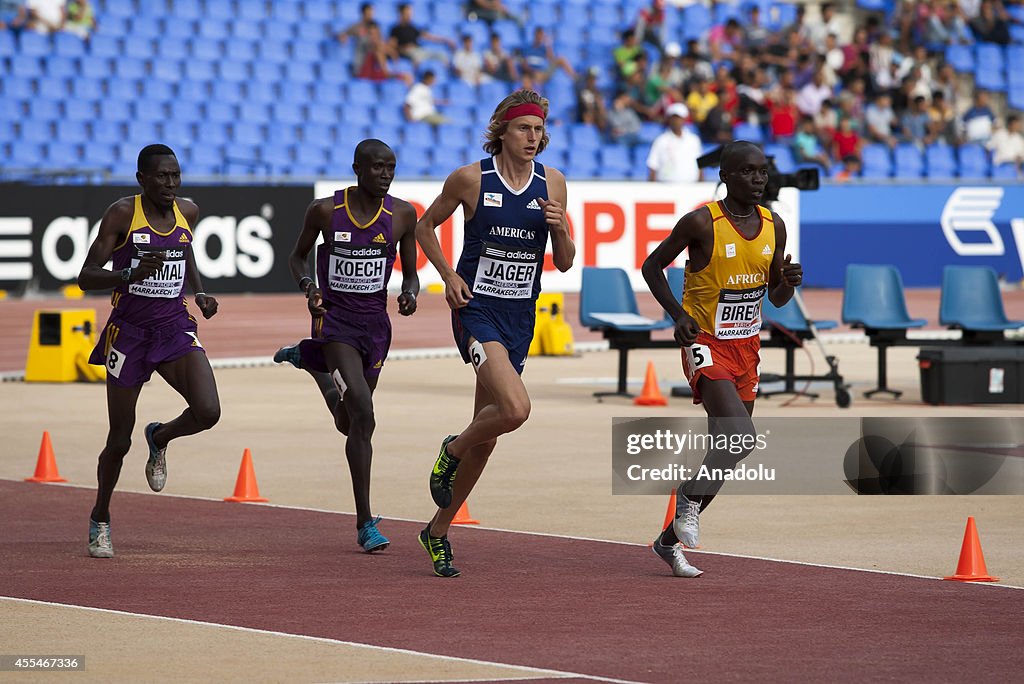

{"left": 0, "top": 0, "right": 1022, "bottom": 181}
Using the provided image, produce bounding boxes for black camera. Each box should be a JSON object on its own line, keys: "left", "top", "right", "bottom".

{"left": 697, "top": 145, "right": 820, "bottom": 206}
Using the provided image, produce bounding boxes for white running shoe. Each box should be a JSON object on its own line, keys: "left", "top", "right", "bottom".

{"left": 144, "top": 422, "right": 167, "bottom": 492}
{"left": 652, "top": 534, "right": 703, "bottom": 578}
{"left": 88, "top": 519, "right": 113, "bottom": 558}
{"left": 673, "top": 495, "right": 701, "bottom": 548}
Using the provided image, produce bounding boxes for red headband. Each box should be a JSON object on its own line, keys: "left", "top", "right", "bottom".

{"left": 503, "top": 103, "right": 546, "bottom": 121}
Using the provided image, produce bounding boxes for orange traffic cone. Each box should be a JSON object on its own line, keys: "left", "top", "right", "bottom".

{"left": 944, "top": 517, "right": 998, "bottom": 582}
{"left": 634, "top": 361, "right": 668, "bottom": 406}
{"left": 452, "top": 501, "right": 480, "bottom": 525}
{"left": 224, "top": 448, "right": 269, "bottom": 503}
{"left": 25, "top": 431, "right": 66, "bottom": 483}
{"left": 648, "top": 490, "right": 677, "bottom": 547}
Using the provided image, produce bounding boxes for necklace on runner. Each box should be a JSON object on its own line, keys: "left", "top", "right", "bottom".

{"left": 723, "top": 198, "right": 755, "bottom": 218}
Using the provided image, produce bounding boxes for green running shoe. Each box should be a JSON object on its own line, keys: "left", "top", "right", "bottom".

{"left": 429, "top": 435, "right": 459, "bottom": 509}
{"left": 418, "top": 526, "right": 460, "bottom": 577}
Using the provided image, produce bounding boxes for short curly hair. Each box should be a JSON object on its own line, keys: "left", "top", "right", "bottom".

{"left": 482, "top": 89, "right": 550, "bottom": 156}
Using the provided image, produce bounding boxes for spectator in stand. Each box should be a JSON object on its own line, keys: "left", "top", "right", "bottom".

{"left": 865, "top": 92, "right": 899, "bottom": 147}
{"left": 768, "top": 87, "right": 800, "bottom": 140}
{"left": 339, "top": 6, "right": 381, "bottom": 77}
{"left": 744, "top": 5, "right": 771, "bottom": 51}
{"left": 357, "top": 22, "right": 413, "bottom": 85}
{"left": 797, "top": 66, "right": 833, "bottom": 118}
{"left": 832, "top": 117, "right": 862, "bottom": 164}
{"left": 933, "top": 62, "right": 960, "bottom": 111}
{"left": 662, "top": 42, "right": 689, "bottom": 93}
{"left": 782, "top": 4, "right": 813, "bottom": 48}
{"left": 645, "top": 58, "right": 684, "bottom": 119}
{"left": 0, "top": 0, "right": 29, "bottom": 32}
{"left": 26, "top": 0, "right": 64, "bottom": 33}
{"left": 518, "top": 26, "right": 576, "bottom": 84}
{"left": 62, "top": 0, "right": 92, "bottom": 39}
{"left": 814, "top": 98, "right": 838, "bottom": 140}
{"left": 806, "top": 2, "right": 841, "bottom": 53}
{"left": 821, "top": 33, "right": 843, "bottom": 85}
{"left": 988, "top": 115, "right": 1024, "bottom": 173}
{"left": 465, "top": 0, "right": 524, "bottom": 27}
{"left": 686, "top": 77, "right": 719, "bottom": 127}
{"left": 620, "top": 61, "right": 658, "bottom": 121}
{"left": 792, "top": 116, "right": 832, "bottom": 170}
{"left": 922, "top": 0, "right": 973, "bottom": 46}
{"left": 841, "top": 27, "right": 871, "bottom": 77}
{"left": 927, "top": 90, "right": 959, "bottom": 143}
{"left": 453, "top": 33, "right": 490, "bottom": 85}
{"left": 608, "top": 92, "right": 643, "bottom": 145}
{"left": 646, "top": 102, "right": 703, "bottom": 182}
{"left": 737, "top": 68, "right": 771, "bottom": 129}
{"left": 633, "top": 0, "right": 666, "bottom": 54}
{"left": 482, "top": 32, "right": 519, "bottom": 83}
{"left": 834, "top": 153, "right": 863, "bottom": 181}
{"left": 901, "top": 95, "right": 936, "bottom": 147}
{"left": 869, "top": 31, "right": 900, "bottom": 92}
{"left": 404, "top": 70, "right": 448, "bottom": 125}
{"left": 708, "top": 18, "right": 745, "bottom": 62}
{"left": 969, "top": 0, "right": 1016, "bottom": 45}
{"left": 576, "top": 67, "right": 608, "bottom": 130}
{"left": 613, "top": 29, "right": 644, "bottom": 80}
{"left": 682, "top": 43, "right": 715, "bottom": 83}
{"left": 962, "top": 90, "right": 996, "bottom": 144}
{"left": 389, "top": 2, "right": 455, "bottom": 66}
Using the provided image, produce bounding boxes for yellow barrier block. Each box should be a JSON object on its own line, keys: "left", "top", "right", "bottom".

{"left": 530, "top": 293, "right": 575, "bottom": 356}
{"left": 426, "top": 283, "right": 444, "bottom": 294}
{"left": 61, "top": 284, "right": 85, "bottom": 299}
{"left": 0, "top": 290, "right": 8, "bottom": 300}
{"left": 25, "top": 309, "right": 105, "bottom": 383}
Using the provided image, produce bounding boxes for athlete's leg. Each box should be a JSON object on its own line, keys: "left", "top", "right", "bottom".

{"left": 447, "top": 340, "right": 530, "bottom": 459}
{"left": 322, "top": 342, "right": 378, "bottom": 528}
{"left": 91, "top": 382, "right": 143, "bottom": 523}
{"left": 150, "top": 350, "right": 222, "bottom": 447}
{"left": 429, "top": 378, "right": 498, "bottom": 537}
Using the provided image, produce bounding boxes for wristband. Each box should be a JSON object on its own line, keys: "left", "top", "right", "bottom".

{"left": 402, "top": 290, "right": 417, "bottom": 297}
{"left": 120, "top": 267, "right": 133, "bottom": 282}
{"left": 195, "top": 292, "right": 207, "bottom": 297}
{"left": 299, "top": 276, "right": 314, "bottom": 293}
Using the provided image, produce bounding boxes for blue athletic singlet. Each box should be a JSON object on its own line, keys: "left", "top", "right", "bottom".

{"left": 108, "top": 194, "right": 193, "bottom": 327}
{"left": 456, "top": 157, "right": 550, "bottom": 311}
{"left": 316, "top": 187, "right": 397, "bottom": 315}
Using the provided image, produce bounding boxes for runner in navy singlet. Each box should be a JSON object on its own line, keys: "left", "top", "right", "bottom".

{"left": 414, "top": 89, "right": 576, "bottom": 577}
{"left": 78, "top": 144, "right": 221, "bottom": 558}
{"left": 274, "top": 139, "right": 419, "bottom": 553}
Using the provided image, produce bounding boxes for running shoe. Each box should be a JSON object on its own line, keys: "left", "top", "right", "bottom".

{"left": 273, "top": 343, "right": 302, "bottom": 369}
{"left": 418, "top": 526, "right": 460, "bottom": 577}
{"left": 88, "top": 518, "right": 113, "bottom": 558}
{"left": 144, "top": 422, "right": 167, "bottom": 492}
{"left": 673, "top": 494, "right": 701, "bottom": 548}
{"left": 357, "top": 516, "right": 390, "bottom": 553}
{"left": 428, "top": 435, "right": 459, "bottom": 509}
{"left": 652, "top": 532, "right": 702, "bottom": 578}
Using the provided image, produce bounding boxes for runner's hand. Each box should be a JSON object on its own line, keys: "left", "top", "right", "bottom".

{"left": 673, "top": 312, "right": 701, "bottom": 347}
{"left": 398, "top": 290, "right": 417, "bottom": 316}
{"left": 443, "top": 273, "right": 472, "bottom": 310}
{"left": 133, "top": 251, "right": 165, "bottom": 281}
{"left": 537, "top": 197, "right": 565, "bottom": 229}
{"left": 306, "top": 285, "right": 326, "bottom": 316}
{"left": 781, "top": 254, "right": 802, "bottom": 287}
{"left": 195, "top": 293, "right": 218, "bottom": 319}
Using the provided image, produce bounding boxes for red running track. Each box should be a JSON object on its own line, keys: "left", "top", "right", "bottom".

{"left": 3, "top": 479, "right": 1022, "bottom": 683}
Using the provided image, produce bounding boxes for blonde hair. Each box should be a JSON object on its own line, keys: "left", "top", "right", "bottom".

{"left": 482, "top": 89, "right": 550, "bottom": 156}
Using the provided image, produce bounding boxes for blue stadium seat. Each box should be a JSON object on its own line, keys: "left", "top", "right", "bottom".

{"left": 124, "top": 39, "right": 156, "bottom": 60}
{"left": 127, "top": 16, "right": 160, "bottom": 40}
{"left": 196, "top": 122, "right": 230, "bottom": 146}
{"left": 233, "top": 19, "right": 262, "bottom": 41}
{"left": 0, "top": 30, "right": 14, "bottom": 57}
{"left": 45, "top": 142, "right": 82, "bottom": 169}
{"left": 208, "top": 80, "right": 242, "bottom": 104}
{"left": 260, "top": 144, "right": 294, "bottom": 171}
{"left": 56, "top": 120, "right": 89, "bottom": 144}
{"left": 893, "top": 144, "right": 924, "bottom": 178}
{"left": 45, "top": 55, "right": 78, "bottom": 79}
{"left": 219, "top": 60, "right": 250, "bottom": 82}
{"left": 99, "top": 98, "right": 134, "bottom": 124}
{"left": 232, "top": 100, "right": 267, "bottom": 124}
{"left": 271, "top": 0, "right": 302, "bottom": 23}
{"left": 976, "top": 44, "right": 1005, "bottom": 72}
{"left": 38, "top": 77, "right": 69, "bottom": 100}
{"left": 302, "top": 122, "right": 334, "bottom": 145}
{"left": 258, "top": 38, "right": 290, "bottom": 63}
{"left": 245, "top": 81, "right": 277, "bottom": 104}
{"left": 133, "top": 101, "right": 166, "bottom": 123}
{"left": 294, "top": 143, "right": 328, "bottom": 169}
{"left": 95, "top": 15, "right": 128, "bottom": 36}
{"left": 108, "top": 78, "right": 138, "bottom": 101}
{"left": 191, "top": 144, "right": 224, "bottom": 170}
{"left": 80, "top": 56, "right": 112, "bottom": 79}
{"left": 232, "top": 122, "right": 265, "bottom": 147}
{"left": 165, "top": 18, "right": 196, "bottom": 41}
{"left": 992, "top": 164, "right": 1019, "bottom": 180}
{"left": 83, "top": 142, "right": 119, "bottom": 168}
{"left": 204, "top": 0, "right": 234, "bottom": 22}
{"left": 306, "top": 103, "right": 337, "bottom": 126}
{"left": 843, "top": 264, "right": 926, "bottom": 331}
{"left": 925, "top": 144, "right": 957, "bottom": 178}
{"left": 975, "top": 67, "right": 1006, "bottom": 92}
{"left": 10, "top": 55, "right": 43, "bottom": 78}
{"left": 91, "top": 121, "right": 125, "bottom": 144}
{"left": 569, "top": 124, "right": 601, "bottom": 150}
{"left": 734, "top": 122, "right": 765, "bottom": 143}
{"left": 291, "top": 41, "right": 322, "bottom": 63}
{"left": 302, "top": 0, "right": 334, "bottom": 23}
{"left": 161, "top": 121, "right": 195, "bottom": 147}
{"left": 205, "top": 101, "right": 237, "bottom": 124}
{"left": 115, "top": 59, "right": 147, "bottom": 80}
{"left": 72, "top": 78, "right": 104, "bottom": 101}
{"left": 172, "top": 0, "right": 202, "bottom": 20}
{"left": 198, "top": 20, "right": 229, "bottom": 40}
{"left": 28, "top": 98, "right": 61, "bottom": 121}
{"left": 190, "top": 37, "right": 223, "bottom": 62}
{"left": 20, "top": 120, "right": 52, "bottom": 144}
{"left": 65, "top": 99, "right": 96, "bottom": 123}
{"left": 18, "top": 31, "right": 50, "bottom": 57}
{"left": 238, "top": 0, "right": 266, "bottom": 21}
{"left": 433, "top": 122, "right": 471, "bottom": 146}
{"left": 225, "top": 39, "right": 256, "bottom": 62}
{"left": 262, "top": 20, "right": 294, "bottom": 44}
{"left": 271, "top": 102, "right": 305, "bottom": 126}
{"left": 126, "top": 121, "right": 159, "bottom": 144}
{"left": 152, "top": 59, "right": 182, "bottom": 83}
{"left": 763, "top": 144, "right": 796, "bottom": 173}
{"left": 10, "top": 142, "right": 44, "bottom": 167}
{"left": 54, "top": 32, "right": 86, "bottom": 58}
{"left": 860, "top": 144, "right": 893, "bottom": 178}
{"left": 944, "top": 44, "right": 974, "bottom": 72}
{"left": 380, "top": 79, "right": 410, "bottom": 103}
{"left": 958, "top": 144, "right": 990, "bottom": 178}
{"left": 567, "top": 148, "right": 599, "bottom": 177}
{"left": 599, "top": 145, "right": 632, "bottom": 177}
{"left": 105, "top": 0, "right": 137, "bottom": 19}
{"left": 940, "top": 265, "right": 1024, "bottom": 333}
{"left": 285, "top": 61, "right": 316, "bottom": 83}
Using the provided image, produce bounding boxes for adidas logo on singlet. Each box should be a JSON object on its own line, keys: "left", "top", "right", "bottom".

{"left": 526, "top": 198, "right": 542, "bottom": 210}
{"left": 762, "top": 244, "right": 772, "bottom": 256}
{"left": 372, "top": 233, "right": 386, "bottom": 244}
{"left": 179, "top": 234, "right": 190, "bottom": 243}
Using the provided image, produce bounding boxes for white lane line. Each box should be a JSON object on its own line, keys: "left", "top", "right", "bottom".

{"left": 4, "top": 478, "right": 1022, "bottom": 591}
{"left": 0, "top": 597, "right": 644, "bottom": 684}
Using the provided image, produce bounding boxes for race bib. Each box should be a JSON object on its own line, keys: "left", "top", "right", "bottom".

{"left": 328, "top": 244, "right": 387, "bottom": 293}
{"left": 684, "top": 343, "right": 714, "bottom": 371}
{"left": 128, "top": 247, "right": 185, "bottom": 298}
{"left": 714, "top": 285, "right": 766, "bottom": 339}
{"left": 106, "top": 345, "right": 126, "bottom": 378}
{"left": 473, "top": 242, "right": 541, "bottom": 299}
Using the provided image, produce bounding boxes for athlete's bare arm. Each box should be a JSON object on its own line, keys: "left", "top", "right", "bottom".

{"left": 176, "top": 200, "right": 217, "bottom": 319}
{"left": 540, "top": 166, "right": 575, "bottom": 273}
{"left": 641, "top": 206, "right": 715, "bottom": 346}
{"left": 767, "top": 212, "right": 802, "bottom": 307}
{"left": 392, "top": 198, "right": 420, "bottom": 316}
{"left": 77, "top": 198, "right": 164, "bottom": 290}
{"left": 288, "top": 197, "right": 333, "bottom": 316}
{"left": 414, "top": 163, "right": 480, "bottom": 309}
